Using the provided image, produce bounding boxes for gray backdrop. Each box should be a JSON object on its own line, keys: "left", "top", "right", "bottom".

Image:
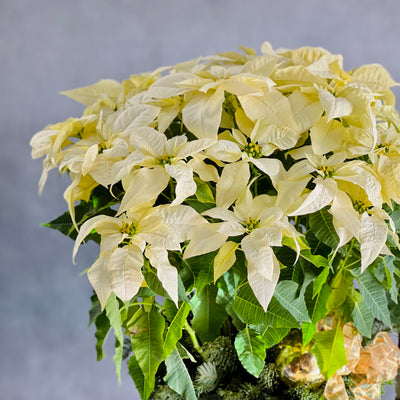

{"left": 1, "top": 0, "right": 400, "bottom": 399}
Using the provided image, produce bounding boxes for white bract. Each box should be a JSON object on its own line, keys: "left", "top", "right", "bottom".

{"left": 184, "top": 189, "right": 299, "bottom": 311}
{"left": 31, "top": 43, "right": 400, "bottom": 313}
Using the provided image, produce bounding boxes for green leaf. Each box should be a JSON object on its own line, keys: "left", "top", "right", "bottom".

{"left": 312, "top": 324, "right": 347, "bottom": 379}
{"left": 194, "top": 177, "right": 215, "bottom": 203}
{"left": 299, "top": 249, "right": 330, "bottom": 269}
{"left": 274, "top": 281, "right": 311, "bottom": 322}
{"left": 302, "top": 283, "right": 330, "bottom": 345}
{"left": 305, "top": 231, "right": 331, "bottom": 257}
{"left": 89, "top": 293, "right": 102, "bottom": 326}
{"left": 104, "top": 293, "right": 124, "bottom": 382}
{"left": 185, "top": 198, "right": 215, "bottom": 213}
{"left": 164, "top": 347, "right": 197, "bottom": 400}
{"left": 352, "top": 296, "right": 374, "bottom": 338}
{"left": 143, "top": 267, "right": 169, "bottom": 298}
{"left": 191, "top": 285, "right": 227, "bottom": 343}
{"left": 94, "top": 310, "right": 111, "bottom": 361}
{"left": 232, "top": 282, "right": 265, "bottom": 325}
{"left": 163, "top": 301, "right": 191, "bottom": 358}
{"left": 43, "top": 185, "right": 120, "bottom": 241}
{"left": 313, "top": 266, "right": 330, "bottom": 298}
{"left": 326, "top": 269, "right": 352, "bottom": 310}
{"left": 309, "top": 207, "right": 339, "bottom": 249}
{"left": 235, "top": 325, "right": 266, "bottom": 377}
{"left": 129, "top": 308, "right": 166, "bottom": 388}
{"left": 128, "top": 354, "right": 153, "bottom": 400}
{"left": 256, "top": 326, "right": 290, "bottom": 348}
{"left": 183, "top": 251, "right": 216, "bottom": 293}
{"left": 264, "top": 297, "right": 300, "bottom": 328}
{"left": 280, "top": 236, "right": 330, "bottom": 268}
{"left": 352, "top": 268, "right": 392, "bottom": 327}
{"left": 217, "top": 272, "right": 245, "bottom": 331}
{"left": 382, "top": 256, "right": 399, "bottom": 304}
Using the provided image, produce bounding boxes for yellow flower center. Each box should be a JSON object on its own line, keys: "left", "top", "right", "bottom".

{"left": 157, "top": 155, "right": 173, "bottom": 165}
{"left": 377, "top": 144, "right": 389, "bottom": 154}
{"left": 353, "top": 200, "right": 370, "bottom": 214}
{"left": 319, "top": 165, "right": 335, "bottom": 179}
{"left": 98, "top": 141, "right": 111, "bottom": 154}
{"left": 243, "top": 217, "right": 260, "bottom": 232}
{"left": 244, "top": 142, "right": 263, "bottom": 159}
{"left": 120, "top": 221, "right": 137, "bottom": 236}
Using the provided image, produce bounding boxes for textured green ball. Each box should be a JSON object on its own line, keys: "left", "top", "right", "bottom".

{"left": 201, "top": 336, "right": 239, "bottom": 376}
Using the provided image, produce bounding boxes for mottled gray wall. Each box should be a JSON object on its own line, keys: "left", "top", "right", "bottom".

{"left": 1, "top": 0, "right": 400, "bottom": 399}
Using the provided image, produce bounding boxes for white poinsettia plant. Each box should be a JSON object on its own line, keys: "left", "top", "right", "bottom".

{"left": 31, "top": 43, "right": 400, "bottom": 400}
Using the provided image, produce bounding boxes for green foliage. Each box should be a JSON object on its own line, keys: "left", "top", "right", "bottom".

{"left": 43, "top": 185, "right": 120, "bottom": 241}
{"left": 163, "top": 301, "right": 191, "bottom": 359}
{"left": 94, "top": 309, "right": 111, "bottom": 361}
{"left": 234, "top": 326, "right": 267, "bottom": 377}
{"left": 274, "top": 281, "right": 311, "bottom": 322}
{"left": 284, "top": 384, "right": 325, "bottom": 400}
{"left": 128, "top": 354, "right": 154, "bottom": 400}
{"left": 302, "top": 283, "right": 330, "bottom": 345}
{"left": 164, "top": 347, "right": 197, "bottom": 400}
{"left": 351, "top": 268, "right": 392, "bottom": 327}
{"left": 312, "top": 324, "right": 347, "bottom": 379}
{"left": 351, "top": 293, "right": 375, "bottom": 338}
{"left": 308, "top": 208, "right": 339, "bottom": 249}
{"left": 104, "top": 293, "right": 124, "bottom": 381}
{"left": 191, "top": 285, "right": 227, "bottom": 343}
{"left": 183, "top": 252, "right": 216, "bottom": 293}
{"left": 201, "top": 336, "right": 239, "bottom": 376}
{"left": 129, "top": 307, "right": 166, "bottom": 392}
{"left": 257, "top": 363, "right": 281, "bottom": 394}
{"left": 232, "top": 282, "right": 265, "bottom": 325}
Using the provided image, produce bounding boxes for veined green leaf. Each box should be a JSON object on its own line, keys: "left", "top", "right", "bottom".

{"left": 302, "top": 283, "right": 330, "bottom": 345}
{"left": 232, "top": 282, "right": 265, "bottom": 325}
{"left": 104, "top": 293, "right": 124, "bottom": 381}
{"left": 352, "top": 296, "right": 374, "bottom": 338}
{"left": 129, "top": 308, "right": 166, "bottom": 388}
{"left": 256, "top": 326, "right": 290, "bottom": 348}
{"left": 128, "top": 354, "right": 153, "bottom": 400}
{"left": 264, "top": 297, "right": 299, "bottom": 328}
{"left": 312, "top": 324, "right": 347, "bottom": 379}
{"left": 309, "top": 207, "right": 339, "bottom": 249}
{"left": 191, "top": 285, "right": 227, "bottom": 343}
{"left": 163, "top": 301, "right": 191, "bottom": 358}
{"left": 235, "top": 326, "right": 266, "bottom": 377}
{"left": 183, "top": 251, "right": 216, "bottom": 293}
{"left": 165, "top": 347, "right": 197, "bottom": 400}
{"left": 274, "top": 281, "right": 311, "bottom": 322}
{"left": 352, "top": 268, "right": 392, "bottom": 327}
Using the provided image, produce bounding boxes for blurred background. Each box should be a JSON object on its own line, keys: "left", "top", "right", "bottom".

{"left": 1, "top": 0, "right": 400, "bottom": 398}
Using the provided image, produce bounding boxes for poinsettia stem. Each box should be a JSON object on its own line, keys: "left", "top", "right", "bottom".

{"left": 184, "top": 320, "right": 206, "bottom": 360}
{"left": 340, "top": 238, "right": 355, "bottom": 270}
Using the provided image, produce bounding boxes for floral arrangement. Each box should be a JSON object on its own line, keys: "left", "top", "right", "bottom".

{"left": 31, "top": 42, "right": 400, "bottom": 400}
